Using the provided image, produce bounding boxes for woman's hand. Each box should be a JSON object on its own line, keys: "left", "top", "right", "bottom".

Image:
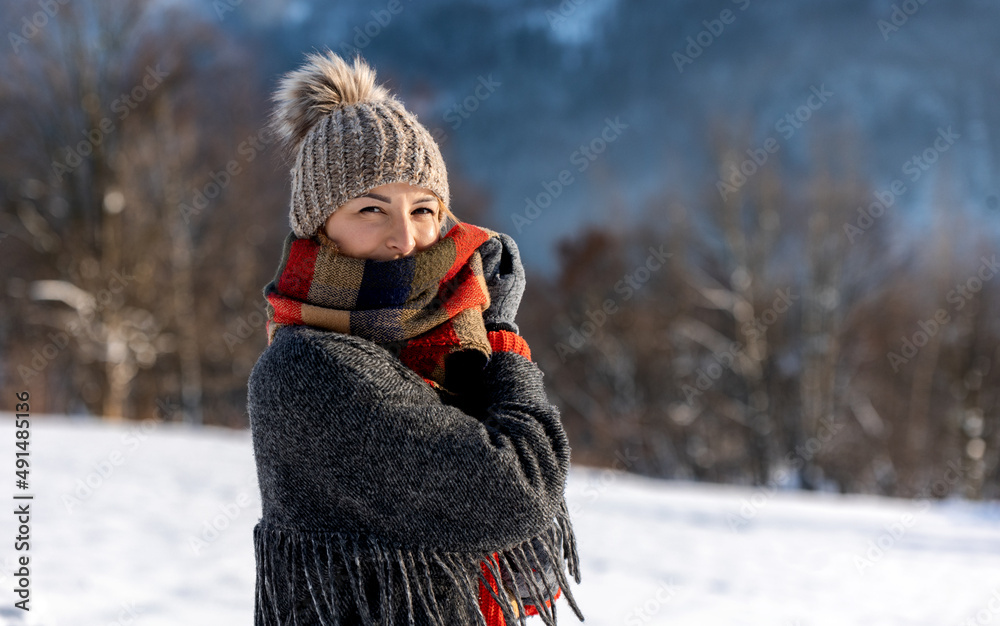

{"left": 479, "top": 233, "right": 526, "bottom": 334}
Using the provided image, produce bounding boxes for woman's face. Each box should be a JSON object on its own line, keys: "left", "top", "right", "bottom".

{"left": 323, "top": 182, "right": 442, "bottom": 260}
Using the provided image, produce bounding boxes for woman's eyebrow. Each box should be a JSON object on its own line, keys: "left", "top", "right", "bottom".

{"left": 359, "top": 192, "right": 436, "bottom": 204}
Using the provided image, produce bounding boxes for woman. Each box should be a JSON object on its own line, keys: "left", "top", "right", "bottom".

{"left": 248, "top": 50, "right": 584, "bottom": 625}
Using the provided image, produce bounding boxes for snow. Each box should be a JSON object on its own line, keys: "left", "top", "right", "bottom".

{"left": 0, "top": 414, "right": 998, "bottom": 625}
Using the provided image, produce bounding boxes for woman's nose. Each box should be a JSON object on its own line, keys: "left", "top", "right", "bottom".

{"left": 387, "top": 212, "right": 417, "bottom": 257}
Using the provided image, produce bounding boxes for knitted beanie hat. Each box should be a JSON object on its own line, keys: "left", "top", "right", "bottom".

{"left": 270, "top": 50, "right": 452, "bottom": 239}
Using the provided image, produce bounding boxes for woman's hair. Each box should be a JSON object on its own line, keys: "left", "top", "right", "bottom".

{"left": 437, "top": 196, "right": 459, "bottom": 229}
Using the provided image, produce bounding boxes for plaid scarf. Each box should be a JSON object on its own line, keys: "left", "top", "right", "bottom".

{"left": 263, "top": 221, "right": 499, "bottom": 391}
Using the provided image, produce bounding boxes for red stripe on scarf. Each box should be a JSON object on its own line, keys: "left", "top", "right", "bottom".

{"left": 479, "top": 553, "right": 508, "bottom": 626}
{"left": 442, "top": 262, "right": 489, "bottom": 317}
{"left": 267, "top": 292, "right": 303, "bottom": 327}
{"left": 277, "top": 238, "right": 318, "bottom": 300}
{"left": 443, "top": 222, "right": 491, "bottom": 283}
{"left": 397, "top": 322, "right": 460, "bottom": 379}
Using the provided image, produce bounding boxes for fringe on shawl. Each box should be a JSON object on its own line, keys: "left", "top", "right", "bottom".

{"left": 254, "top": 498, "right": 583, "bottom": 626}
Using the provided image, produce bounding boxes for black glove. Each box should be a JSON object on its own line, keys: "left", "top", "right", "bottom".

{"left": 478, "top": 233, "right": 526, "bottom": 334}
{"left": 442, "top": 349, "right": 489, "bottom": 416}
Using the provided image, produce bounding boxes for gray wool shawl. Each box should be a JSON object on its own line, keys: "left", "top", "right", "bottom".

{"left": 247, "top": 324, "right": 585, "bottom": 625}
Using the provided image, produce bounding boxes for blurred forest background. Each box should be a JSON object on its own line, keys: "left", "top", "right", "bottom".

{"left": 2, "top": 0, "right": 999, "bottom": 500}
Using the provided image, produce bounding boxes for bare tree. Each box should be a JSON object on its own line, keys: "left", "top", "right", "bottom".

{"left": 0, "top": 0, "right": 284, "bottom": 423}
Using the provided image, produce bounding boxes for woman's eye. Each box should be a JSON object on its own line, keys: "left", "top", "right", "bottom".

{"left": 358, "top": 205, "right": 434, "bottom": 215}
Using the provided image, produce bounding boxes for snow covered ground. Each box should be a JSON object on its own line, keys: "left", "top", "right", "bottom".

{"left": 0, "top": 414, "right": 998, "bottom": 625}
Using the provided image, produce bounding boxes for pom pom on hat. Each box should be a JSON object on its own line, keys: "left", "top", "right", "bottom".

{"left": 270, "top": 51, "right": 395, "bottom": 151}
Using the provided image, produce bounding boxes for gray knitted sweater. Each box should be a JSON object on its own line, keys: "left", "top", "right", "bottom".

{"left": 248, "top": 325, "right": 584, "bottom": 625}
